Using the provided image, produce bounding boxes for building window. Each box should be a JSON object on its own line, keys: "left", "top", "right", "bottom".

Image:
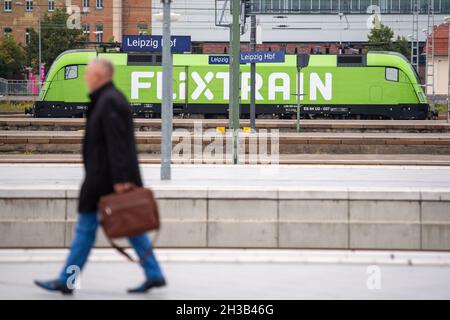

{"left": 82, "top": 23, "right": 90, "bottom": 35}
{"left": 4, "top": 27, "right": 12, "bottom": 36}
{"left": 95, "top": 24, "right": 103, "bottom": 42}
{"left": 25, "top": 0, "right": 33, "bottom": 11}
{"left": 137, "top": 23, "right": 148, "bottom": 35}
{"left": 4, "top": 0, "right": 12, "bottom": 12}
{"left": 48, "top": 0, "right": 54, "bottom": 11}
{"left": 25, "top": 28, "right": 31, "bottom": 45}
{"left": 320, "top": 0, "right": 332, "bottom": 12}
{"left": 442, "top": 0, "right": 450, "bottom": 13}
{"left": 82, "top": 0, "right": 89, "bottom": 12}
{"left": 390, "top": 0, "right": 400, "bottom": 13}
{"left": 270, "top": 0, "right": 450, "bottom": 14}
{"left": 399, "top": 0, "right": 410, "bottom": 13}
{"left": 96, "top": 0, "right": 103, "bottom": 9}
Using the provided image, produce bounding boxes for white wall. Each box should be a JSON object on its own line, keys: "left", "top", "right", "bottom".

{"left": 151, "top": 0, "right": 447, "bottom": 43}
{"left": 430, "top": 56, "right": 449, "bottom": 95}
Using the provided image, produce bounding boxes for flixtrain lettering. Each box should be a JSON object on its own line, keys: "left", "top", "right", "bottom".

{"left": 130, "top": 71, "right": 332, "bottom": 102}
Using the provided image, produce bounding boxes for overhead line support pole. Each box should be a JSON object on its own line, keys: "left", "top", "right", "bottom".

{"left": 250, "top": 14, "right": 256, "bottom": 132}
{"left": 161, "top": 0, "right": 173, "bottom": 180}
{"left": 230, "top": 0, "right": 240, "bottom": 164}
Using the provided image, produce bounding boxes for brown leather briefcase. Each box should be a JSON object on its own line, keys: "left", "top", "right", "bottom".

{"left": 98, "top": 187, "right": 160, "bottom": 261}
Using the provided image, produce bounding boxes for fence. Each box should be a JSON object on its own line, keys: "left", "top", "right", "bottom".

{"left": 0, "top": 79, "right": 6, "bottom": 95}
{"left": 0, "top": 78, "right": 42, "bottom": 96}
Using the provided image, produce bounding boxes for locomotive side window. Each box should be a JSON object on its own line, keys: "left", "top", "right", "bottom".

{"left": 337, "top": 55, "right": 366, "bottom": 67}
{"left": 65, "top": 65, "right": 78, "bottom": 80}
{"left": 385, "top": 67, "right": 399, "bottom": 82}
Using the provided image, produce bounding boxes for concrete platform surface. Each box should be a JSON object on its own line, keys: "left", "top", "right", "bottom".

{"left": 0, "top": 249, "right": 449, "bottom": 299}
{"left": 1, "top": 164, "right": 449, "bottom": 250}
{"left": 1, "top": 163, "right": 450, "bottom": 189}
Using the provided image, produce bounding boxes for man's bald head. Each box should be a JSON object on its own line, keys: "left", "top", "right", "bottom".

{"left": 90, "top": 58, "right": 114, "bottom": 79}
{"left": 84, "top": 58, "right": 115, "bottom": 93}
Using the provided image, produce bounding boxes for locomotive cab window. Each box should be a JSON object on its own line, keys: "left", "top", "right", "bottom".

{"left": 65, "top": 65, "right": 78, "bottom": 80}
{"left": 385, "top": 67, "right": 399, "bottom": 82}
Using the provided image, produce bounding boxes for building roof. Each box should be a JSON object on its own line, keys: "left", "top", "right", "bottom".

{"left": 426, "top": 22, "right": 450, "bottom": 56}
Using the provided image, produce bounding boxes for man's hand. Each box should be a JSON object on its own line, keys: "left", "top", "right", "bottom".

{"left": 114, "top": 182, "right": 134, "bottom": 193}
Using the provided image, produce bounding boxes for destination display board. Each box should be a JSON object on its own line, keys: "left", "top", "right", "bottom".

{"left": 209, "top": 52, "right": 285, "bottom": 64}
{"left": 240, "top": 51, "right": 285, "bottom": 63}
{"left": 209, "top": 55, "right": 230, "bottom": 65}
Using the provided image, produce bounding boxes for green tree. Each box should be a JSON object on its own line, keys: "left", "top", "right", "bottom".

{"left": 0, "top": 36, "right": 26, "bottom": 79}
{"left": 367, "top": 23, "right": 413, "bottom": 60}
{"left": 394, "top": 36, "right": 411, "bottom": 60}
{"left": 25, "top": 9, "right": 85, "bottom": 72}
{"left": 367, "top": 22, "right": 394, "bottom": 52}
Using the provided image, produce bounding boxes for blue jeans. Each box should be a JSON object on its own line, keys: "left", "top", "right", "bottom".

{"left": 58, "top": 212, "right": 164, "bottom": 284}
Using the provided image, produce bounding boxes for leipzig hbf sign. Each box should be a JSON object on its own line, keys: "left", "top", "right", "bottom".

{"left": 122, "top": 35, "right": 192, "bottom": 53}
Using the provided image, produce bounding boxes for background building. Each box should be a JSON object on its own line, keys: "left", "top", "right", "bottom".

{"left": 0, "top": 0, "right": 152, "bottom": 45}
{"left": 1, "top": 0, "right": 63, "bottom": 45}
{"left": 426, "top": 21, "right": 449, "bottom": 95}
{"left": 152, "top": 0, "right": 450, "bottom": 54}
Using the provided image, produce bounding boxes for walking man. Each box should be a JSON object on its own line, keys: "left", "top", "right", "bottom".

{"left": 34, "top": 59, "right": 166, "bottom": 294}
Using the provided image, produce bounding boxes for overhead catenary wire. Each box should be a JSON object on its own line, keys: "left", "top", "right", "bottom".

{"left": 3, "top": 15, "right": 444, "bottom": 32}
{"left": 2, "top": 24, "right": 441, "bottom": 32}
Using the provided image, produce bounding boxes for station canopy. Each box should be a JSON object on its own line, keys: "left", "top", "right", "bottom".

{"left": 247, "top": 0, "right": 450, "bottom": 15}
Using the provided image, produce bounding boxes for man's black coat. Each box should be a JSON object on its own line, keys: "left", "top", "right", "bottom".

{"left": 78, "top": 82, "right": 143, "bottom": 213}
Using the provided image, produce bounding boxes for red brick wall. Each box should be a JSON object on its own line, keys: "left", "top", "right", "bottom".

{"left": 200, "top": 42, "right": 341, "bottom": 55}
{"left": 0, "top": 0, "right": 152, "bottom": 45}
{"left": 74, "top": 0, "right": 114, "bottom": 42}
{"left": 0, "top": 0, "right": 66, "bottom": 45}
{"left": 426, "top": 22, "right": 449, "bottom": 56}
{"left": 122, "top": 0, "right": 152, "bottom": 36}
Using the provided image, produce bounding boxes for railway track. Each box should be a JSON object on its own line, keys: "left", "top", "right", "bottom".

{"left": 1, "top": 118, "right": 450, "bottom": 133}
{"left": 1, "top": 131, "right": 450, "bottom": 155}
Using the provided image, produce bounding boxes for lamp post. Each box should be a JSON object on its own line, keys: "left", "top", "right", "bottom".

{"left": 16, "top": 1, "right": 42, "bottom": 93}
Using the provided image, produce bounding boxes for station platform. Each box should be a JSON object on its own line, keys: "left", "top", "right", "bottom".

{"left": 0, "top": 164, "right": 449, "bottom": 251}
{"left": 1, "top": 249, "right": 450, "bottom": 299}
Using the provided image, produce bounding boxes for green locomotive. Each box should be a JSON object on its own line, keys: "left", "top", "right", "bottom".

{"left": 31, "top": 50, "right": 429, "bottom": 119}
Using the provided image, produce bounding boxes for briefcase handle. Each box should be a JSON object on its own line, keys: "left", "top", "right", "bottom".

{"left": 104, "top": 231, "right": 160, "bottom": 264}
{"left": 115, "top": 182, "right": 137, "bottom": 194}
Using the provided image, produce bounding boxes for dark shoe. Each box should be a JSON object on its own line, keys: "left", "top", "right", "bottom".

{"left": 34, "top": 279, "right": 74, "bottom": 295}
{"left": 127, "top": 278, "right": 166, "bottom": 293}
